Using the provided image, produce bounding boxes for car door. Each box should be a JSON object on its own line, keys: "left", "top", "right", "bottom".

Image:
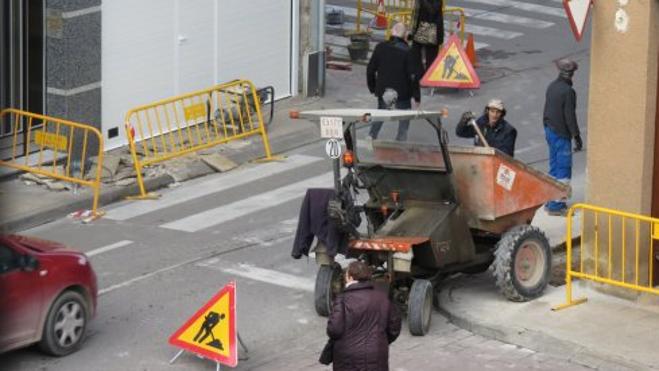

{"left": 0, "top": 242, "right": 44, "bottom": 351}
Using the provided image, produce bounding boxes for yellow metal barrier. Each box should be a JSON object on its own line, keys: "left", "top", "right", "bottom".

{"left": 0, "top": 109, "right": 104, "bottom": 216}
{"left": 125, "top": 79, "right": 273, "bottom": 199}
{"left": 443, "top": 6, "right": 466, "bottom": 45}
{"left": 355, "top": 0, "right": 415, "bottom": 39}
{"left": 354, "top": 1, "right": 465, "bottom": 45}
{"left": 553, "top": 203, "right": 659, "bottom": 311}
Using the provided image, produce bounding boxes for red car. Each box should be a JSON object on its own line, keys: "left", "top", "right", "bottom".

{"left": 0, "top": 234, "right": 97, "bottom": 356}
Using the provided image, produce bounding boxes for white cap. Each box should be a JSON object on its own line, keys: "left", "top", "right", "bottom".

{"left": 486, "top": 99, "right": 504, "bottom": 111}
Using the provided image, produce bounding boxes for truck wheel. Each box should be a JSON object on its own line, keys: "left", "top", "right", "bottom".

{"left": 408, "top": 279, "right": 433, "bottom": 336}
{"left": 492, "top": 225, "right": 551, "bottom": 302}
{"left": 39, "top": 290, "right": 89, "bottom": 356}
{"left": 314, "top": 263, "right": 343, "bottom": 317}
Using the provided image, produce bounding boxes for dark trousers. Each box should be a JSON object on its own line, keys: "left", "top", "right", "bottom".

{"left": 412, "top": 42, "right": 440, "bottom": 74}
{"left": 368, "top": 97, "right": 412, "bottom": 141}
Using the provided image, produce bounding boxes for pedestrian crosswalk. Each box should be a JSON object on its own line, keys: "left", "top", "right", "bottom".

{"left": 159, "top": 172, "right": 332, "bottom": 232}
{"left": 106, "top": 154, "right": 324, "bottom": 221}
{"left": 325, "top": 0, "right": 567, "bottom": 62}
{"left": 105, "top": 154, "right": 331, "bottom": 233}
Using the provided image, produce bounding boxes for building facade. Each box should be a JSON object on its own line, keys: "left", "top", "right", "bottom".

{"left": 1, "top": 0, "right": 305, "bottom": 151}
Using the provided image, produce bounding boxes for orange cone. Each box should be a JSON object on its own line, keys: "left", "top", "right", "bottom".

{"left": 374, "top": 0, "right": 388, "bottom": 29}
{"left": 465, "top": 33, "right": 478, "bottom": 67}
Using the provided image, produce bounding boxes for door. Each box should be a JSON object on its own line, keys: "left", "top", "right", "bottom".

{"left": 0, "top": 243, "right": 44, "bottom": 350}
{"left": 102, "top": 0, "right": 177, "bottom": 150}
{"left": 0, "top": 0, "right": 44, "bottom": 159}
{"left": 176, "top": 0, "right": 215, "bottom": 93}
{"left": 216, "top": 0, "right": 293, "bottom": 99}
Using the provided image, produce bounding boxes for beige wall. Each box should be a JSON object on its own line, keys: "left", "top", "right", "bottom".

{"left": 587, "top": 0, "right": 658, "bottom": 212}
{"left": 585, "top": 1, "right": 659, "bottom": 294}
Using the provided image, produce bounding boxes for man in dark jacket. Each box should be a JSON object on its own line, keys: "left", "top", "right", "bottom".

{"left": 456, "top": 99, "right": 517, "bottom": 157}
{"left": 543, "top": 59, "right": 582, "bottom": 215}
{"left": 367, "top": 22, "right": 422, "bottom": 141}
{"left": 327, "top": 261, "right": 401, "bottom": 371}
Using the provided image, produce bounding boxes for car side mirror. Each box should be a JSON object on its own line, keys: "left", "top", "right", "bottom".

{"left": 19, "top": 254, "right": 39, "bottom": 272}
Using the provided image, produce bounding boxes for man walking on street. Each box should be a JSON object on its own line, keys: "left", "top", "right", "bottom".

{"left": 543, "top": 59, "right": 583, "bottom": 216}
{"left": 367, "top": 22, "right": 422, "bottom": 141}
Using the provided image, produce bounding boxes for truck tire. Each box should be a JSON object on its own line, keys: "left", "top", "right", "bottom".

{"left": 314, "top": 263, "right": 343, "bottom": 317}
{"left": 39, "top": 290, "right": 89, "bottom": 356}
{"left": 492, "top": 225, "right": 552, "bottom": 302}
{"left": 408, "top": 279, "right": 433, "bottom": 336}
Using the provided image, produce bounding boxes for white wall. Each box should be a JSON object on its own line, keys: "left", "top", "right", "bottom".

{"left": 102, "top": 0, "right": 295, "bottom": 150}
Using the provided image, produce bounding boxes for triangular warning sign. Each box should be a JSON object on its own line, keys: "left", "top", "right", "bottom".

{"left": 421, "top": 34, "right": 480, "bottom": 89}
{"left": 169, "top": 282, "right": 237, "bottom": 367}
{"left": 563, "top": 0, "right": 592, "bottom": 42}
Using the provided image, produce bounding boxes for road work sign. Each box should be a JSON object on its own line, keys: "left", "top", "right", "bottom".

{"left": 420, "top": 34, "right": 480, "bottom": 89}
{"left": 169, "top": 281, "right": 237, "bottom": 367}
{"left": 563, "top": 0, "right": 593, "bottom": 41}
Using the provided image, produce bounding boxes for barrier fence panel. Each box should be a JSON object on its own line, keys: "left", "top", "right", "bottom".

{"left": 553, "top": 203, "right": 659, "bottom": 311}
{"left": 355, "top": 1, "right": 465, "bottom": 45}
{"left": 356, "top": 0, "right": 415, "bottom": 37}
{"left": 125, "top": 79, "right": 273, "bottom": 199}
{"left": 0, "top": 109, "right": 104, "bottom": 215}
{"left": 443, "top": 7, "right": 466, "bottom": 45}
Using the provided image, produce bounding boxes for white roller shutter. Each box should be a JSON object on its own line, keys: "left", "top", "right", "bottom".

{"left": 102, "top": 0, "right": 294, "bottom": 150}
{"left": 216, "top": 0, "right": 293, "bottom": 99}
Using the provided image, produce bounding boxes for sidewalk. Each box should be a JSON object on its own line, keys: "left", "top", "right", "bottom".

{"left": 439, "top": 272, "right": 659, "bottom": 370}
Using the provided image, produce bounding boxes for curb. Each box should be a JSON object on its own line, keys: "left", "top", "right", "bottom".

{"left": 0, "top": 173, "right": 174, "bottom": 233}
{"left": 437, "top": 276, "right": 649, "bottom": 371}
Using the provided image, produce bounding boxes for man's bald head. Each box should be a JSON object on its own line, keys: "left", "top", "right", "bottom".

{"left": 391, "top": 22, "right": 407, "bottom": 38}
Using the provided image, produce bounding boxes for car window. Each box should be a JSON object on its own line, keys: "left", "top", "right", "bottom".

{"left": 0, "top": 244, "right": 19, "bottom": 274}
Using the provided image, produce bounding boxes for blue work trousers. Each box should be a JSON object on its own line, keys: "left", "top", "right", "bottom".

{"left": 544, "top": 125, "right": 572, "bottom": 211}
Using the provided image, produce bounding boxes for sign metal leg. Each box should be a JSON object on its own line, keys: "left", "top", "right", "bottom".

{"left": 216, "top": 362, "right": 221, "bottom": 371}
{"left": 237, "top": 331, "right": 250, "bottom": 361}
{"left": 169, "top": 349, "right": 185, "bottom": 364}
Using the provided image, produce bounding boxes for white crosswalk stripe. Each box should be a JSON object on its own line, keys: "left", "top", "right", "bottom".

{"left": 106, "top": 154, "right": 323, "bottom": 221}
{"left": 197, "top": 259, "right": 315, "bottom": 292}
{"left": 159, "top": 172, "right": 333, "bottom": 232}
{"left": 460, "top": 7, "right": 554, "bottom": 29}
{"left": 327, "top": 4, "right": 554, "bottom": 29}
{"left": 459, "top": 0, "right": 566, "bottom": 18}
{"left": 329, "top": 20, "right": 522, "bottom": 40}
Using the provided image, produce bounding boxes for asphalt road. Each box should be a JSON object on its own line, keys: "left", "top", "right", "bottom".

{"left": 1, "top": 0, "right": 595, "bottom": 369}
{"left": 2, "top": 142, "right": 591, "bottom": 371}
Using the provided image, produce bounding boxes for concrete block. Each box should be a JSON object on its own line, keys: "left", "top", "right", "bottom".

{"left": 86, "top": 155, "right": 120, "bottom": 181}
{"left": 162, "top": 156, "right": 214, "bottom": 183}
{"left": 200, "top": 153, "right": 238, "bottom": 173}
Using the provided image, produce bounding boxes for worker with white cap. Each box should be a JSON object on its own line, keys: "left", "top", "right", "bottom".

{"left": 456, "top": 98, "right": 518, "bottom": 157}
{"left": 543, "top": 58, "right": 582, "bottom": 216}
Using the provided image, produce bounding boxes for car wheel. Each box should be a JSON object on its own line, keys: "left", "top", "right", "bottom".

{"left": 39, "top": 290, "right": 89, "bottom": 356}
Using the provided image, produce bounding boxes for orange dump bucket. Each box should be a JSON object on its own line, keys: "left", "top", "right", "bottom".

{"left": 450, "top": 146, "right": 570, "bottom": 234}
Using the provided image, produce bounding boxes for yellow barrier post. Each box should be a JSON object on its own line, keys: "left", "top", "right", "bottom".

{"left": 0, "top": 109, "right": 105, "bottom": 219}
{"left": 124, "top": 80, "right": 274, "bottom": 200}
{"left": 552, "top": 205, "right": 587, "bottom": 311}
{"left": 553, "top": 203, "right": 659, "bottom": 311}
